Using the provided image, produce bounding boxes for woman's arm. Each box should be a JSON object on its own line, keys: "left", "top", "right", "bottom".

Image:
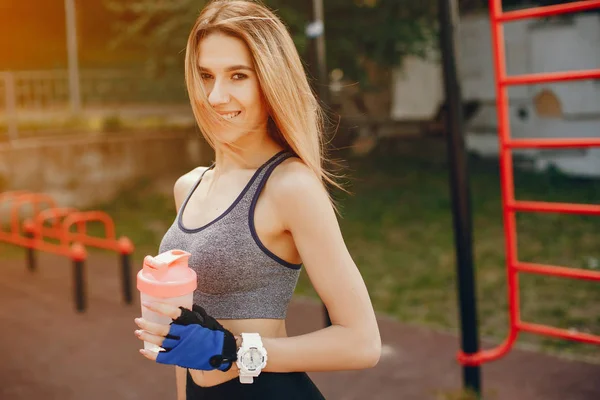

{"left": 136, "top": 162, "right": 380, "bottom": 373}
{"left": 172, "top": 167, "right": 208, "bottom": 397}
{"left": 175, "top": 367, "right": 186, "bottom": 400}
{"left": 261, "top": 160, "right": 381, "bottom": 372}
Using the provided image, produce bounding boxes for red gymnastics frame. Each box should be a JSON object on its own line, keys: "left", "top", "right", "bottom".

{"left": 458, "top": 0, "right": 600, "bottom": 367}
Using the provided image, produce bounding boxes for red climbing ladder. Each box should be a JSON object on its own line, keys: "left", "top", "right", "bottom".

{"left": 458, "top": 0, "right": 600, "bottom": 366}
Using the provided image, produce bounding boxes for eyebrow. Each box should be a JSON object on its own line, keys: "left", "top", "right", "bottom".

{"left": 198, "top": 65, "right": 254, "bottom": 73}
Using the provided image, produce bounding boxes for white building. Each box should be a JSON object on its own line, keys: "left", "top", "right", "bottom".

{"left": 391, "top": 11, "right": 600, "bottom": 178}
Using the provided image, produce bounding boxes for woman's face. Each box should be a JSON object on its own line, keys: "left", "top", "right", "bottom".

{"left": 197, "top": 33, "right": 269, "bottom": 144}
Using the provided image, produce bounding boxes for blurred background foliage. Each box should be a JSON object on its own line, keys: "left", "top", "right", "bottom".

{"left": 2, "top": 0, "right": 595, "bottom": 89}
{"left": 1, "top": 0, "right": 599, "bottom": 363}
{"left": 102, "top": 0, "right": 439, "bottom": 89}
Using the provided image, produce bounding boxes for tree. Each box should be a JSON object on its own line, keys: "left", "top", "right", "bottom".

{"left": 103, "top": 0, "right": 204, "bottom": 76}
{"left": 104, "top": 0, "right": 439, "bottom": 88}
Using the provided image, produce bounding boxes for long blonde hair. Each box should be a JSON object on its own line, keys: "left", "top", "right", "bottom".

{"left": 184, "top": 0, "right": 341, "bottom": 194}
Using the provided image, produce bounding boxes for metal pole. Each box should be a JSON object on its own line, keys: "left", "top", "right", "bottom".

{"left": 121, "top": 252, "right": 133, "bottom": 305}
{"left": 73, "top": 258, "right": 86, "bottom": 312}
{"left": 25, "top": 231, "right": 37, "bottom": 272}
{"left": 3, "top": 72, "right": 18, "bottom": 140}
{"left": 438, "top": 0, "right": 482, "bottom": 396}
{"left": 64, "top": 0, "right": 82, "bottom": 114}
{"left": 309, "top": 0, "right": 332, "bottom": 328}
{"left": 313, "top": 0, "right": 329, "bottom": 108}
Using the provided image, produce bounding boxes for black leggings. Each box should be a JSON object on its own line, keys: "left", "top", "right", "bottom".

{"left": 186, "top": 370, "right": 326, "bottom": 399}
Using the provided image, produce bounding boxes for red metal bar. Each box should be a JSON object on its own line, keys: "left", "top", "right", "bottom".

{"left": 0, "top": 191, "right": 31, "bottom": 202}
{"left": 34, "top": 208, "right": 78, "bottom": 230}
{"left": 465, "top": 0, "right": 523, "bottom": 366}
{"left": 8, "top": 193, "right": 56, "bottom": 235}
{"left": 502, "top": 69, "right": 600, "bottom": 86}
{"left": 0, "top": 230, "right": 78, "bottom": 258}
{"left": 506, "top": 138, "right": 600, "bottom": 149}
{"left": 515, "top": 262, "right": 600, "bottom": 282}
{"left": 9, "top": 206, "right": 131, "bottom": 254}
{"left": 496, "top": 0, "right": 600, "bottom": 22}
{"left": 510, "top": 200, "right": 600, "bottom": 216}
{"left": 60, "top": 211, "right": 118, "bottom": 251}
{"left": 457, "top": 334, "right": 517, "bottom": 366}
{"left": 459, "top": 0, "right": 600, "bottom": 367}
{"left": 518, "top": 322, "right": 600, "bottom": 346}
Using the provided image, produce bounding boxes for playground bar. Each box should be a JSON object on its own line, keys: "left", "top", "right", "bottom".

{"left": 509, "top": 201, "right": 600, "bottom": 216}
{"left": 457, "top": 0, "right": 600, "bottom": 370}
{"left": 24, "top": 230, "right": 37, "bottom": 271}
{"left": 515, "top": 262, "right": 600, "bottom": 282}
{"left": 71, "top": 243, "right": 87, "bottom": 312}
{"left": 496, "top": 0, "right": 600, "bottom": 22}
{"left": 1, "top": 193, "right": 134, "bottom": 310}
{"left": 484, "top": 0, "right": 520, "bottom": 370}
{"left": 518, "top": 322, "right": 600, "bottom": 345}
{"left": 118, "top": 237, "right": 135, "bottom": 305}
{"left": 506, "top": 138, "right": 600, "bottom": 149}
{"left": 503, "top": 69, "right": 600, "bottom": 86}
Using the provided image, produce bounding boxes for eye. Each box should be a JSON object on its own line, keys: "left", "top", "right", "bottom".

{"left": 232, "top": 73, "right": 248, "bottom": 80}
{"left": 200, "top": 73, "right": 213, "bottom": 80}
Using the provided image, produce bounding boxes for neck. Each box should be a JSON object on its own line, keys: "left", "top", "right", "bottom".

{"left": 214, "top": 134, "right": 284, "bottom": 172}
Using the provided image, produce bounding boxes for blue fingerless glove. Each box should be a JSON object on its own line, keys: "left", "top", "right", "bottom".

{"left": 156, "top": 305, "right": 237, "bottom": 372}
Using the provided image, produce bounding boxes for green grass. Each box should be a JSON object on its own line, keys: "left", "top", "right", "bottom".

{"left": 300, "top": 138, "right": 599, "bottom": 361}
{"left": 98, "top": 139, "right": 600, "bottom": 361}
{"left": 2, "top": 137, "right": 599, "bottom": 362}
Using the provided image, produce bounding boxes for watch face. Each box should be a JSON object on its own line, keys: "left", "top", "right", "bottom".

{"left": 241, "top": 348, "right": 264, "bottom": 371}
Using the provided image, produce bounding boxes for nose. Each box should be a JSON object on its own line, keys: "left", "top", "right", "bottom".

{"left": 207, "top": 79, "right": 230, "bottom": 106}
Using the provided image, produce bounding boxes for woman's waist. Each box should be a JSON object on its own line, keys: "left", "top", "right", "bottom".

{"left": 218, "top": 317, "right": 287, "bottom": 337}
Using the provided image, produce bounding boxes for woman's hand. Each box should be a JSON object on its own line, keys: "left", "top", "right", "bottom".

{"left": 134, "top": 302, "right": 238, "bottom": 371}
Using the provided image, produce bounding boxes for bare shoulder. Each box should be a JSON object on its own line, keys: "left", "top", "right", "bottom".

{"left": 266, "top": 157, "right": 326, "bottom": 199}
{"left": 265, "top": 158, "right": 332, "bottom": 228}
{"left": 173, "top": 166, "right": 210, "bottom": 212}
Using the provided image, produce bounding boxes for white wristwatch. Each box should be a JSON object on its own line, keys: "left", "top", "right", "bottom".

{"left": 236, "top": 333, "right": 268, "bottom": 384}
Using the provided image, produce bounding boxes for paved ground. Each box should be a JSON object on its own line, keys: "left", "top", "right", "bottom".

{"left": 1, "top": 252, "right": 599, "bottom": 400}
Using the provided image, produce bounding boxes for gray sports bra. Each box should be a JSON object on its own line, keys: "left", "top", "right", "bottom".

{"left": 158, "top": 150, "right": 302, "bottom": 319}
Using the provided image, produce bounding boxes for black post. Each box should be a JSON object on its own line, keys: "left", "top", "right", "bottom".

{"left": 121, "top": 252, "right": 133, "bottom": 305}
{"left": 309, "top": 0, "right": 332, "bottom": 328}
{"left": 25, "top": 231, "right": 36, "bottom": 272}
{"left": 73, "top": 259, "right": 86, "bottom": 312}
{"left": 438, "top": 0, "right": 482, "bottom": 395}
{"left": 312, "top": 0, "right": 329, "bottom": 108}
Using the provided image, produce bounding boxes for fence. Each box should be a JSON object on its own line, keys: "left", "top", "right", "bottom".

{"left": 0, "top": 68, "right": 190, "bottom": 140}
{"left": 0, "top": 69, "right": 189, "bottom": 111}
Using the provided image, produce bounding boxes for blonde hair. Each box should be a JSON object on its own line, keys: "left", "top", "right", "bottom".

{"left": 184, "top": 0, "right": 341, "bottom": 193}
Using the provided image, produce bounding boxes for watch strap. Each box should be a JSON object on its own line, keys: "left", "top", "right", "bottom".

{"left": 238, "top": 333, "right": 265, "bottom": 384}
{"left": 241, "top": 332, "right": 263, "bottom": 348}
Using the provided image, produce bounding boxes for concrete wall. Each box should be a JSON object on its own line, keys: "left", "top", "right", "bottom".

{"left": 0, "top": 132, "right": 213, "bottom": 208}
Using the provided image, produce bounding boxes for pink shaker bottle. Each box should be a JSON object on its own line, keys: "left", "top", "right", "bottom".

{"left": 136, "top": 249, "right": 197, "bottom": 351}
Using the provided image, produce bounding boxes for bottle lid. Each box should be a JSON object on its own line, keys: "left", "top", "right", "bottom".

{"left": 136, "top": 250, "right": 197, "bottom": 298}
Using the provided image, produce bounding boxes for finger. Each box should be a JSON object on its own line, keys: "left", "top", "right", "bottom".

{"left": 134, "top": 318, "right": 171, "bottom": 337}
{"left": 135, "top": 329, "right": 165, "bottom": 347}
{"left": 139, "top": 348, "right": 158, "bottom": 361}
{"left": 142, "top": 301, "right": 183, "bottom": 320}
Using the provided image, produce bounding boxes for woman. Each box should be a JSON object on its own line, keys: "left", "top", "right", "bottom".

{"left": 133, "top": 0, "right": 381, "bottom": 398}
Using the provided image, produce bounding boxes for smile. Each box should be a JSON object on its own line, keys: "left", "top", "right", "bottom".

{"left": 221, "top": 111, "right": 241, "bottom": 120}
